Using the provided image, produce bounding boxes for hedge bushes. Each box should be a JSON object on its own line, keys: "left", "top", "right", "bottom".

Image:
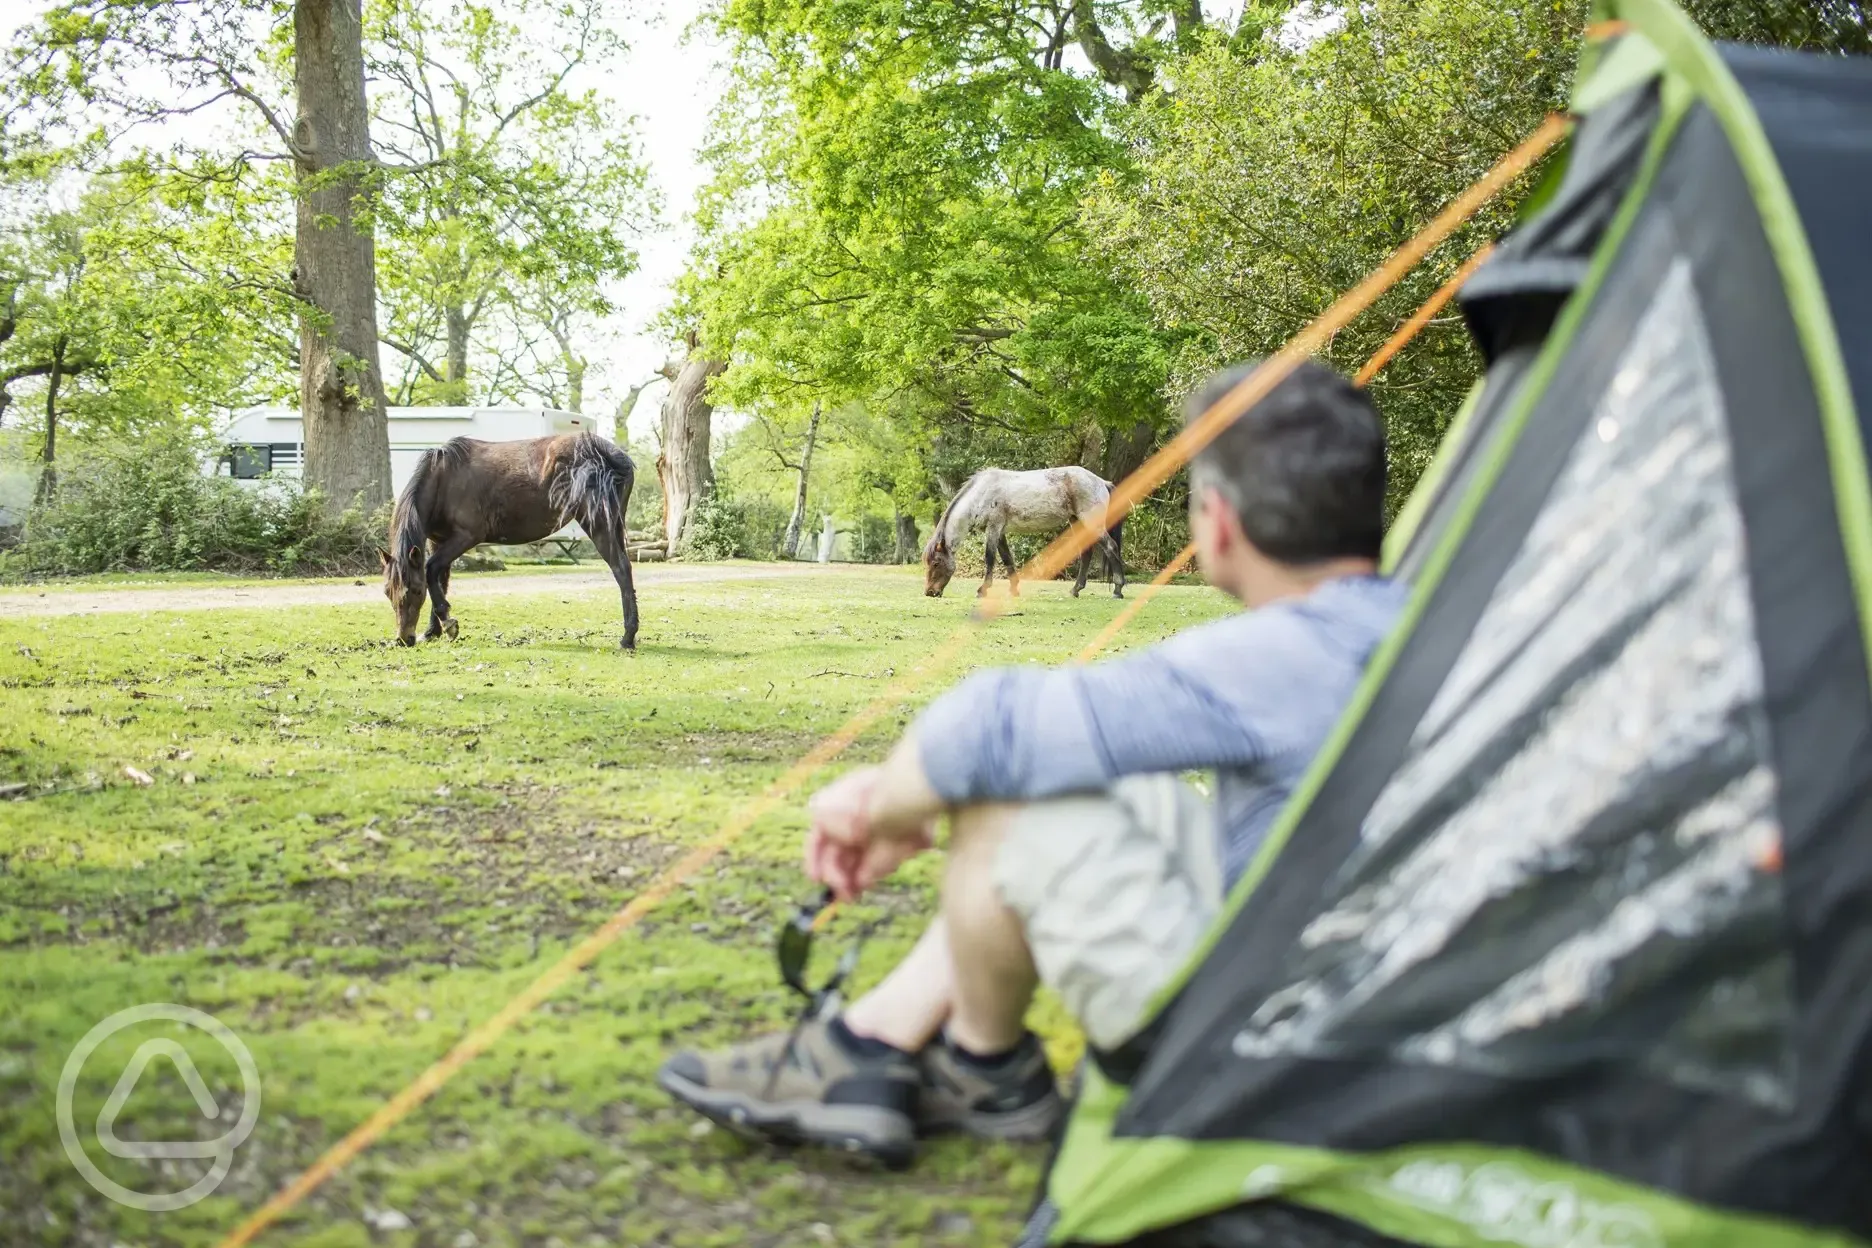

{"left": 681, "top": 491, "right": 793, "bottom": 561}
{"left": 1, "top": 442, "right": 383, "bottom": 579}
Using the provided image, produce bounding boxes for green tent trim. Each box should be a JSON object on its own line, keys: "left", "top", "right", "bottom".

{"left": 1046, "top": 1066, "right": 1859, "bottom": 1247}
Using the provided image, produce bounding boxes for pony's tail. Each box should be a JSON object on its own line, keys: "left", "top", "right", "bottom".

{"left": 550, "top": 433, "right": 635, "bottom": 546}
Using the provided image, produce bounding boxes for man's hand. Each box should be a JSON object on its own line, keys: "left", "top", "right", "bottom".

{"left": 804, "top": 739, "right": 943, "bottom": 900}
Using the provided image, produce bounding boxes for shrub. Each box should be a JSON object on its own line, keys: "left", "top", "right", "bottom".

{"left": 681, "top": 490, "right": 791, "bottom": 561}
{"left": 1117, "top": 499, "right": 1195, "bottom": 577}
{"left": 848, "top": 514, "right": 895, "bottom": 564}
{"left": 1, "top": 440, "right": 383, "bottom": 579}
{"left": 681, "top": 490, "right": 746, "bottom": 561}
{"left": 738, "top": 498, "right": 790, "bottom": 561}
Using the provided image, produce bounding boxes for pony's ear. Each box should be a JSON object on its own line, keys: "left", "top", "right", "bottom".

{"left": 377, "top": 546, "right": 392, "bottom": 568}
{"left": 406, "top": 546, "right": 424, "bottom": 567}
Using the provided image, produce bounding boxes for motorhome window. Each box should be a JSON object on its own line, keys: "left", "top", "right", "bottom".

{"left": 230, "top": 444, "right": 271, "bottom": 479}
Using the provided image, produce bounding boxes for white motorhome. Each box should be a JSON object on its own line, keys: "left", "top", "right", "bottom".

{"left": 215, "top": 405, "right": 604, "bottom": 547}
{"left": 216, "top": 405, "right": 599, "bottom": 496}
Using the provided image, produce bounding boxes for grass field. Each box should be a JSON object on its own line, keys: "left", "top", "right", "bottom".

{"left": 0, "top": 562, "right": 1232, "bottom": 1248}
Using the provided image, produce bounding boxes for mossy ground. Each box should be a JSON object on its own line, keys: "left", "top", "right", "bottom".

{"left": 0, "top": 563, "right": 1232, "bottom": 1248}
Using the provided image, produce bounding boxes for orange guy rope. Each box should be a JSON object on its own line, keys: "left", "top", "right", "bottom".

{"left": 1001, "top": 115, "right": 1567, "bottom": 603}
{"left": 828, "top": 233, "right": 1493, "bottom": 924}
{"left": 1074, "top": 543, "right": 1200, "bottom": 663}
{"left": 1086, "top": 236, "right": 1496, "bottom": 661}
{"left": 1354, "top": 243, "right": 1495, "bottom": 386}
{"left": 215, "top": 113, "right": 1565, "bottom": 1248}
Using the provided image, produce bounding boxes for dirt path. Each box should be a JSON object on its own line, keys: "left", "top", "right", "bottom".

{"left": 0, "top": 561, "right": 873, "bottom": 618}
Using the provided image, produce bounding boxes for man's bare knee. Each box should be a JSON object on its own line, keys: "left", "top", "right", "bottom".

{"left": 947, "top": 802, "right": 1018, "bottom": 862}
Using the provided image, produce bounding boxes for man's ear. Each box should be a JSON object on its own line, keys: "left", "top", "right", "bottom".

{"left": 1191, "top": 484, "right": 1234, "bottom": 553}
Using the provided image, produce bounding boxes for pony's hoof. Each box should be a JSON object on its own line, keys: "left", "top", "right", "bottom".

{"left": 620, "top": 637, "right": 637, "bottom": 651}
{"left": 1071, "top": 587, "right": 1082, "bottom": 598}
{"left": 443, "top": 618, "right": 459, "bottom": 640}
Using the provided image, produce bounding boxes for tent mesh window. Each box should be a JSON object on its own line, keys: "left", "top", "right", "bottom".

{"left": 1227, "top": 259, "right": 1796, "bottom": 1111}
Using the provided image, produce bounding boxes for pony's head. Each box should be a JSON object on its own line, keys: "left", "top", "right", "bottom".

{"left": 380, "top": 545, "right": 427, "bottom": 645}
{"left": 923, "top": 533, "right": 955, "bottom": 597}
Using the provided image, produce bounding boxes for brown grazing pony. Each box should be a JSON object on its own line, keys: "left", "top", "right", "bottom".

{"left": 923, "top": 465, "right": 1126, "bottom": 599}
{"left": 380, "top": 433, "right": 640, "bottom": 649}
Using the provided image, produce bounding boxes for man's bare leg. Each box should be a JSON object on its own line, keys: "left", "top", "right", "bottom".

{"left": 941, "top": 802, "right": 1040, "bottom": 1055}
{"left": 842, "top": 916, "right": 955, "bottom": 1052}
{"left": 656, "top": 801, "right": 1063, "bottom": 1160}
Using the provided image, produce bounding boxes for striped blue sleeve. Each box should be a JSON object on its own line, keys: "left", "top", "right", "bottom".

{"left": 913, "top": 622, "right": 1266, "bottom": 804}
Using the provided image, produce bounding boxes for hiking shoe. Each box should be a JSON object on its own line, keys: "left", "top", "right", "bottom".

{"left": 916, "top": 1031, "right": 1065, "bottom": 1141}
{"left": 657, "top": 1019, "right": 919, "bottom": 1169}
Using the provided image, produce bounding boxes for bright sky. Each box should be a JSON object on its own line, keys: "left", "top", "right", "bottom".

{"left": 581, "top": 0, "right": 723, "bottom": 443}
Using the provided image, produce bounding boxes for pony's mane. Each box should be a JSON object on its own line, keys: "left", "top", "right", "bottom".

{"left": 386, "top": 447, "right": 448, "bottom": 592}
{"left": 928, "top": 472, "right": 982, "bottom": 555}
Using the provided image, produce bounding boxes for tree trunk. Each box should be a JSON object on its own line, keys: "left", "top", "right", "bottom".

{"left": 893, "top": 507, "right": 919, "bottom": 564}
{"left": 295, "top": 0, "right": 392, "bottom": 517}
{"left": 443, "top": 303, "right": 470, "bottom": 404}
{"left": 1101, "top": 417, "right": 1157, "bottom": 489}
{"left": 34, "top": 335, "right": 64, "bottom": 504}
{"left": 780, "top": 402, "right": 822, "bottom": 560}
{"left": 614, "top": 376, "right": 655, "bottom": 443}
{"left": 565, "top": 353, "right": 585, "bottom": 415}
{"left": 656, "top": 340, "right": 725, "bottom": 549}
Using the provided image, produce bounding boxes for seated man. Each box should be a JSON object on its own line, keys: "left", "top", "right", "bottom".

{"left": 658, "top": 359, "right": 1407, "bottom": 1167}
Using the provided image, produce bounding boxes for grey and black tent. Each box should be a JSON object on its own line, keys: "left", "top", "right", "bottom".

{"left": 1022, "top": 0, "right": 1872, "bottom": 1245}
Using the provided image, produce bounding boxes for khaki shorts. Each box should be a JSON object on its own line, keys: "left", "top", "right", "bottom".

{"left": 991, "top": 774, "right": 1221, "bottom": 1052}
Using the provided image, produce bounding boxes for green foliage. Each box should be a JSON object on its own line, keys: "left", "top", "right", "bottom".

{"left": 1083, "top": 0, "right": 1588, "bottom": 519}
{"left": 681, "top": 489, "right": 760, "bottom": 561}
{"left": 679, "top": 0, "right": 1185, "bottom": 526}
{"left": 1116, "top": 497, "right": 1193, "bottom": 576}
{"left": 682, "top": 492, "right": 792, "bottom": 564}
{"left": 4, "top": 440, "right": 382, "bottom": 578}
{"left": 691, "top": 0, "right": 1872, "bottom": 536}
{"left": 1681, "top": 0, "right": 1872, "bottom": 53}
{"left": 368, "top": 0, "right": 656, "bottom": 410}
{"left": 738, "top": 496, "right": 792, "bottom": 562}
{"left": 3, "top": 0, "right": 654, "bottom": 439}
{"left": 847, "top": 513, "right": 895, "bottom": 565}
{"left": 0, "top": 172, "right": 292, "bottom": 448}
{"left": 625, "top": 439, "right": 665, "bottom": 535}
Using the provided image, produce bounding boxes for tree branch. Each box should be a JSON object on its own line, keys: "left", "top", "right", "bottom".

{"left": 381, "top": 335, "right": 447, "bottom": 384}
{"left": 1071, "top": 0, "right": 1153, "bottom": 100}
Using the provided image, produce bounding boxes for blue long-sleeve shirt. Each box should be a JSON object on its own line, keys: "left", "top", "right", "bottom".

{"left": 914, "top": 574, "right": 1408, "bottom": 886}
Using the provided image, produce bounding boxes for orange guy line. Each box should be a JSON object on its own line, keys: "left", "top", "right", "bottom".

{"left": 214, "top": 113, "right": 1564, "bottom": 1248}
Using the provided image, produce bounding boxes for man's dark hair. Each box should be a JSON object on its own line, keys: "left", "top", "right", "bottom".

{"left": 1183, "top": 358, "right": 1387, "bottom": 564}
